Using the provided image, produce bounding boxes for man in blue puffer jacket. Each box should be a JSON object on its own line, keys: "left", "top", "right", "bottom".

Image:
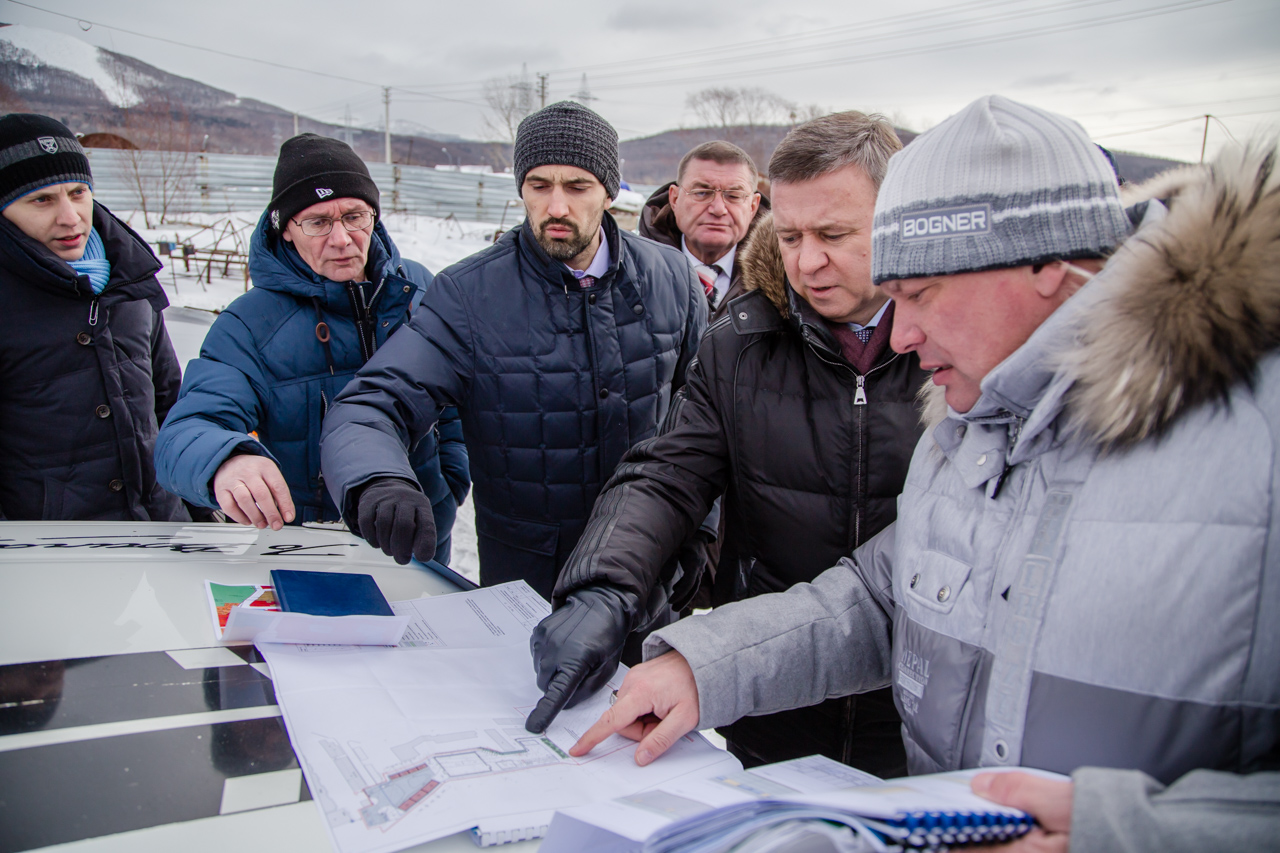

{"left": 321, "top": 103, "right": 706, "bottom": 598}
{"left": 156, "top": 135, "right": 468, "bottom": 561}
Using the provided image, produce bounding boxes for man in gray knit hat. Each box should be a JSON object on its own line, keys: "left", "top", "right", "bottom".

{"left": 321, "top": 101, "right": 706, "bottom": 600}
{"left": 572, "top": 95, "right": 1280, "bottom": 850}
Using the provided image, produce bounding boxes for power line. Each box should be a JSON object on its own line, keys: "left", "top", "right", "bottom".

{"left": 580, "top": 0, "right": 1229, "bottom": 92}
{"left": 1, "top": 0, "right": 491, "bottom": 109}
{"left": 566, "top": 0, "right": 1133, "bottom": 87}
{"left": 406, "top": 0, "right": 1228, "bottom": 98}
{"left": 1069, "top": 92, "right": 1280, "bottom": 119}
{"left": 395, "top": 0, "right": 1217, "bottom": 97}
{"left": 3, "top": 0, "right": 384, "bottom": 87}
{"left": 1092, "top": 107, "right": 1280, "bottom": 139}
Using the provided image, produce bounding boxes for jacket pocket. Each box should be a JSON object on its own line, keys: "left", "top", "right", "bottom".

{"left": 473, "top": 502, "right": 559, "bottom": 556}
{"left": 904, "top": 550, "right": 972, "bottom": 615}
{"left": 41, "top": 476, "right": 65, "bottom": 520}
{"left": 892, "top": 607, "right": 983, "bottom": 771}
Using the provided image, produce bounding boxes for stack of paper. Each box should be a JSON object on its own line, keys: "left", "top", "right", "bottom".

{"left": 258, "top": 582, "right": 740, "bottom": 853}
{"left": 543, "top": 764, "right": 1054, "bottom": 852}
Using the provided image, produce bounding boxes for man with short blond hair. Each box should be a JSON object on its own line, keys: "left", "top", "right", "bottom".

{"left": 321, "top": 102, "right": 706, "bottom": 599}
{"left": 640, "top": 140, "right": 767, "bottom": 320}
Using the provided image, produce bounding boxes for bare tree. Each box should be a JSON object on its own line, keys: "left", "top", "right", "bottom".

{"left": 686, "top": 86, "right": 795, "bottom": 130}
{"left": 102, "top": 57, "right": 196, "bottom": 227}
{"left": 483, "top": 73, "right": 536, "bottom": 143}
{"left": 115, "top": 97, "right": 196, "bottom": 227}
{"left": 789, "top": 103, "right": 830, "bottom": 125}
{"left": 686, "top": 86, "right": 798, "bottom": 169}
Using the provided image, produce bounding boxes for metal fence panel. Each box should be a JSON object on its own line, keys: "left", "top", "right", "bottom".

{"left": 84, "top": 149, "right": 525, "bottom": 225}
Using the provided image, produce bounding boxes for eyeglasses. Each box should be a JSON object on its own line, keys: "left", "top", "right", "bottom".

{"left": 292, "top": 210, "right": 375, "bottom": 237}
{"left": 680, "top": 186, "right": 756, "bottom": 206}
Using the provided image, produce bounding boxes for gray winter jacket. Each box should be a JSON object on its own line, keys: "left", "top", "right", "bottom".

{"left": 647, "top": 145, "right": 1280, "bottom": 848}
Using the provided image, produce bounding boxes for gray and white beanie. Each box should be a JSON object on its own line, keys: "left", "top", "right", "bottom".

{"left": 871, "top": 95, "right": 1130, "bottom": 284}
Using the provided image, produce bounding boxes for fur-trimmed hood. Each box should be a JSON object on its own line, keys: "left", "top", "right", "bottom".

{"left": 923, "top": 142, "right": 1280, "bottom": 447}
{"left": 736, "top": 212, "right": 792, "bottom": 316}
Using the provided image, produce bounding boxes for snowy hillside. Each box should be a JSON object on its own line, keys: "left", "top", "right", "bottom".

{"left": 0, "top": 24, "right": 140, "bottom": 107}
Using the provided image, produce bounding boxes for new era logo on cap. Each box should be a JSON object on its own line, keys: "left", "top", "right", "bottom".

{"left": 37, "top": 136, "right": 58, "bottom": 154}
{"left": 315, "top": 188, "right": 334, "bottom": 199}
{"left": 900, "top": 204, "right": 991, "bottom": 241}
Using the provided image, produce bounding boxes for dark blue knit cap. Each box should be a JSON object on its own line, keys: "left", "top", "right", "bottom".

{"left": 0, "top": 114, "right": 92, "bottom": 209}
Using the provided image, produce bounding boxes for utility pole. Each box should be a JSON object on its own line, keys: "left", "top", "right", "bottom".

{"left": 572, "top": 74, "right": 596, "bottom": 106}
{"left": 293, "top": 112, "right": 299, "bottom": 137}
{"left": 1200, "top": 114, "right": 1210, "bottom": 164}
{"left": 537, "top": 73, "right": 549, "bottom": 109}
{"left": 383, "top": 87, "right": 392, "bottom": 164}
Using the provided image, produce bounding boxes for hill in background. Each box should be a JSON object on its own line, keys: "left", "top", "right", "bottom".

{"left": 0, "top": 24, "right": 508, "bottom": 169}
{"left": 621, "top": 124, "right": 1177, "bottom": 187}
{"left": 1, "top": 23, "right": 1182, "bottom": 189}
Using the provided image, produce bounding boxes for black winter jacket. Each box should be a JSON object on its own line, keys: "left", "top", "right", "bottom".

{"left": 555, "top": 216, "right": 930, "bottom": 773}
{"left": 0, "top": 203, "right": 186, "bottom": 521}
{"left": 321, "top": 212, "right": 707, "bottom": 599}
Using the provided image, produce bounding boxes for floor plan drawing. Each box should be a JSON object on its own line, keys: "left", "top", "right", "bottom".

{"left": 260, "top": 582, "right": 740, "bottom": 853}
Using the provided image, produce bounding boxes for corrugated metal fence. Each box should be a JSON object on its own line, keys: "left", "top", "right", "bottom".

{"left": 84, "top": 149, "right": 526, "bottom": 225}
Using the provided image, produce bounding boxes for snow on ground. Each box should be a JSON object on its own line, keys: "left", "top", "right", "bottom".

{"left": 145, "top": 210, "right": 497, "bottom": 583}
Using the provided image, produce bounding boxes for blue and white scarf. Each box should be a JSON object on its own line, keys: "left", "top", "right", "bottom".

{"left": 68, "top": 228, "right": 111, "bottom": 294}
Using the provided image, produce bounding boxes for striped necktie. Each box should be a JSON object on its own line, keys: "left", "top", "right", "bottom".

{"left": 694, "top": 264, "right": 722, "bottom": 302}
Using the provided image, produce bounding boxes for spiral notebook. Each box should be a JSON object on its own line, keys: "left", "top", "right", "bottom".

{"left": 542, "top": 763, "right": 1064, "bottom": 852}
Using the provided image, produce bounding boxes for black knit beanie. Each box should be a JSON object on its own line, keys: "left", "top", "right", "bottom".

{"left": 0, "top": 114, "right": 92, "bottom": 209}
{"left": 268, "top": 134, "right": 380, "bottom": 232}
{"left": 514, "top": 101, "right": 620, "bottom": 199}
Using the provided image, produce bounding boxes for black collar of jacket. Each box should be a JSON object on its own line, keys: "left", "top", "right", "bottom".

{"left": 726, "top": 285, "right": 889, "bottom": 370}
{"left": 519, "top": 209, "right": 624, "bottom": 291}
{"left": 787, "top": 286, "right": 844, "bottom": 359}
{"left": 0, "top": 201, "right": 166, "bottom": 310}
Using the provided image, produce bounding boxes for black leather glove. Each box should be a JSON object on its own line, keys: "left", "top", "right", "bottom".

{"left": 355, "top": 477, "right": 436, "bottom": 565}
{"left": 525, "top": 584, "right": 637, "bottom": 733}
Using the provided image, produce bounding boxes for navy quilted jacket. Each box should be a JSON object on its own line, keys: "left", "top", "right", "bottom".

{"left": 0, "top": 203, "right": 186, "bottom": 521}
{"left": 155, "top": 211, "right": 469, "bottom": 557}
{"left": 321, "top": 212, "right": 707, "bottom": 598}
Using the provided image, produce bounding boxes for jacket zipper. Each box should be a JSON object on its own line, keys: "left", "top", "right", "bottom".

{"left": 804, "top": 329, "right": 900, "bottom": 551}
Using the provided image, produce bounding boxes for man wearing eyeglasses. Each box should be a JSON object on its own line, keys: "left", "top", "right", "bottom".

{"left": 639, "top": 141, "right": 768, "bottom": 321}
{"left": 156, "top": 134, "right": 469, "bottom": 561}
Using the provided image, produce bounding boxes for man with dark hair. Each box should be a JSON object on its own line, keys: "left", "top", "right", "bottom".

{"left": 156, "top": 134, "right": 468, "bottom": 560}
{"left": 321, "top": 102, "right": 707, "bottom": 599}
{"left": 0, "top": 113, "right": 187, "bottom": 522}
{"left": 526, "top": 112, "right": 929, "bottom": 778}
{"left": 572, "top": 96, "right": 1280, "bottom": 851}
{"left": 639, "top": 140, "right": 768, "bottom": 321}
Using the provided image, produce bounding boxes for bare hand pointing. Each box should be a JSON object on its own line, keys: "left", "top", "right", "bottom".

{"left": 569, "top": 650, "right": 700, "bottom": 766}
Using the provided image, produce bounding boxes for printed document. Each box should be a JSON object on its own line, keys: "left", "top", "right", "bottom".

{"left": 259, "top": 581, "right": 739, "bottom": 853}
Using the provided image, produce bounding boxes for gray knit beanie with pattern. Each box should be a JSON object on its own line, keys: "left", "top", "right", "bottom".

{"left": 871, "top": 95, "right": 1130, "bottom": 284}
{"left": 514, "top": 101, "right": 620, "bottom": 199}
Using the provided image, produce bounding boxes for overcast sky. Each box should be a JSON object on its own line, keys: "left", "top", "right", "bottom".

{"left": 4, "top": 0, "right": 1278, "bottom": 161}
